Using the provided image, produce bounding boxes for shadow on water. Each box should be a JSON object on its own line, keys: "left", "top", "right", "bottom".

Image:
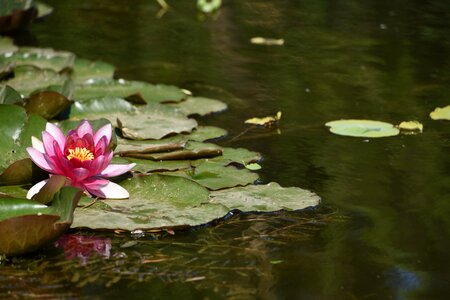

{"left": 2, "top": 0, "right": 450, "bottom": 298}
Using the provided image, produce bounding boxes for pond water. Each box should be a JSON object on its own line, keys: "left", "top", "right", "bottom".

{"left": 3, "top": 0, "right": 450, "bottom": 299}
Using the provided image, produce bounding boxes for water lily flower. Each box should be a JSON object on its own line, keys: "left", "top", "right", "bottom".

{"left": 27, "top": 121, "right": 135, "bottom": 199}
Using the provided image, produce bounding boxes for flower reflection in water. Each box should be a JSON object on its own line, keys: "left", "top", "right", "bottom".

{"left": 55, "top": 234, "right": 112, "bottom": 265}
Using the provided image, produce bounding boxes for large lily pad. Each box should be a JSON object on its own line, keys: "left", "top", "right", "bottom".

{"left": 325, "top": 119, "right": 400, "bottom": 138}
{"left": 2, "top": 65, "right": 69, "bottom": 97}
{"left": 168, "top": 96, "right": 227, "bottom": 116}
{"left": 0, "top": 85, "right": 22, "bottom": 104}
{"left": 73, "top": 58, "right": 115, "bottom": 84}
{"left": 74, "top": 79, "right": 186, "bottom": 103}
{"left": 210, "top": 182, "right": 320, "bottom": 212}
{"left": 0, "top": 104, "right": 47, "bottom": 174}
{"left": 0, "top": 186, "right": 82, "bottom": 256}
{"left": 429, "top": 105, "right": 450, "bottom": 120}
{"left": 72, "top": 174, "right": 229, "bottom": 231}
{"left": 0, "top": 47, "right": 75, "bottom": 72}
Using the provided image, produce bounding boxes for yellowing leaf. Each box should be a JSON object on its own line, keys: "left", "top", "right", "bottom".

{"left": 430, "top": 105, "right": 450, "bottom": 120}
{"left": 250, "top": 37, "right": 285, "bottom": 46}
{"left": 244, "top": 111, "right": 282, "bottom": 127}
{"left": 397, "top": 121, "right": 423, "bottom": 132}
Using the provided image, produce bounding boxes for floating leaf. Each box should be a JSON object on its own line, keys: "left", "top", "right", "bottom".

{"left": 0, "top": 105, "right": 47, "bottom": 175}
{"left": 2, "top": 65, "right": 69, "bottom": 97}
{"left": 24, "top": 91, "right": 72, "bottom": 120}
{"left": 209, "top": 182, "right": 320, "bottom": 212}
{"left": 1, "top": 47, "right": 75, "bottom": 72}
{"left": 73, "top": 58, "right": 115, "bottom": 84}
{"left": 117, "top": 103, "right": 198, "bottom": 140}
{"left": 429, "top": 105, "right": 450, "bottom": 120}
{"left": 397, "top": 121, "right": 423, "bottom": 133}
{"left": 0, "top": 85, "right": 22, "bottom": 104}
{"left": 74, "top": 79, "right": 186, "bottom": 103}
{"left": 325, "top": 119, "right": 400, "bottom": 138}
{"left": 172, "top": 160, "right": 259, "bottom": 190}
{"left": 72, "top": 174, "right": 228, "bottom": 231}
{"left": 244, "top": 163, "right": 262, "bottom": 171}
{"left": 250, "top": 37, "right": 285, "bottom": 46}
{"left": 168, "top": 96, "right": 227, "bottom": 116}
{"left": 245, "top": 111, "right": 282, "bottom": 127}
{"left": 0, "top": 186, "right": 82, "bottom": 256}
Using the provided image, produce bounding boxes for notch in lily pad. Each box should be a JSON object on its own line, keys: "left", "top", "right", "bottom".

{"left": 325, "top": 119, "right": 400, "bottom": 138}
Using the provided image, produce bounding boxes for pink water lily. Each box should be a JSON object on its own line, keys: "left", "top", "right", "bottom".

{"left": 27, "top": 121, "right": 135, "bottom": 199}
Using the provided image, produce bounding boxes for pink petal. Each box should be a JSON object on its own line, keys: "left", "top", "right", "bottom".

{"left": 44, "top": 155, "right": 65, "bottom": 175}
{"left": 26, "top": 179, "right": 48, "bottom": 199}
{"left": 86, "top": 180, "right": 130, "bottom": 199}
{"left": 94, "top": 123, "right": 112, "bottom": 146}
{"left": 94, "top": 136, "right": 108, "bottom": 157}
{"left": 77, "top": 120, "right": 93, "bottom": 138}
{"left": 84, "top": 155, "right": 105, "bottom": 176}
{"left": 45, "top": 123, "right": 66, "bottom": 151}
{"left": 27, "top": 147, "right": 53, "bottom": 172}
{"left": 100, "top": 163, "right": 136, "bottom": 178}
{"left": 31, "top": 136, "right": 45, "bottom": 153}
{"left": 71, "top": 168, "right": 90, "bottom": 181}
{"left": 100, "top": 151, "right": 113, "bottom": 171}
{"left": 42, "top": 131, "right": 57, "bottom": 156}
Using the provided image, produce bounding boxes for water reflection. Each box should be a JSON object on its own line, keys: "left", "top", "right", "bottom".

{"left": 54, "top": 234, "right": 111, "bottom": 265}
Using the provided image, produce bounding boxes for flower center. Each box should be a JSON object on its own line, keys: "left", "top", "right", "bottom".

{"left": 66, "top": 147, "right": 94, "bottom": 162}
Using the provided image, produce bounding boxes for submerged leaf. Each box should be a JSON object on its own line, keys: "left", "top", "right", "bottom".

{"left": 325, "top": 119, "right": 400, "bottom": 138}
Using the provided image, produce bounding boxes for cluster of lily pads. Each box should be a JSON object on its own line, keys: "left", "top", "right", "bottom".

{"left": 0, "top": 36, "right": 320, "bottom": 256}
{"left": 325, "top": 107, "right": 449, "bottom": 138}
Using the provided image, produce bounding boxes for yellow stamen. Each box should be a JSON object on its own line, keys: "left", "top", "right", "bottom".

{"left": 66, "top": 147, "right": 94, "bottom": 162}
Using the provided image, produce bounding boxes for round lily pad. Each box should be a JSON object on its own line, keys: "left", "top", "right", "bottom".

{"left": 1, "top": 47, "right": 75, "bottom": 72}
{"left": 168, "top": 96, "right": 227, "bottom": 116}
{"left": 73, "top": 58, "right": 115, "bottom": 84}
{"left": 325, "top": 119, "right": 400, "bottom": 138}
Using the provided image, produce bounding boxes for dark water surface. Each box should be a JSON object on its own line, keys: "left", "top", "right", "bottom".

{"left": 3, "top": 1, "right": 450, "bottom": 299}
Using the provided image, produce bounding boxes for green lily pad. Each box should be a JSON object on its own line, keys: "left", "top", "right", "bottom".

{"left": 130, "top": 158, "right": 192, "bottom": 173}
{"left": 2, "top": 65, "right": 69, "bottom": 97}
{"left": 168, "top": 96, "right": 227, "bottom": 116}
{"left": 0, "top": 105, "right": 47, "bottom": 175}
{"left": 73, "top": 58, "right": 115, "bottom": 84}
{"left": 325, "top": 119, "right": 400, "bottom": 138}
{"left": 430, "top": 105, "right": 450, "bottom": 120}
{"left": 1, "top": 47, "right": 75, "bottom": 72}
{"left": 74, "top": 79, "right": 186, "bottom": 103}
{"left": 0, "top": 85, "right": 22, "bottom": 104}
{"left": 117, "top": 103, "right": 197, "bottom": 140}
{"left": 72, "top": 174, "right": 229, "bottom": 231}
{"left": 0, "top": 36, "right": 18, "bottom": 55}
{"left": 172, "top": 160, "right": 259, "bottom": 190}
{"left": 70, "top": 96, "right": 136, "bottom": 119}
{"left": 187, "top": 142, "right": 261, "bottom": 166}
{"left": 0, "top": 186, "right": 82, "bottom": 256}
{"left": 210, "top": 182, "right": 320, "bottom": 212}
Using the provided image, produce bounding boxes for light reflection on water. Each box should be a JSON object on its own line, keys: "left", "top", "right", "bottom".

{"left": 3, "top": 0, "right": 450, "bottom": 298}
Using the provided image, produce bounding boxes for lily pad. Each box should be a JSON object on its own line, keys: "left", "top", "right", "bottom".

{"left": 2, "top": 65, "right": 69, "bottom": 97}
{"left": 1, "top": 47, "right": 75, "bottom": 72}
{"left": 36, "top": 1, "right": 53, "bottom": 19}
{"left": 74, "top": 79, "right": 186, "bottom": 104}
{"left": 0, "top": 104, "right": 47, "bottom": 174}
{"left": 168, "top": 96, "right": 227, "bottom": 116}
{"left": 397, "top": 121, "right": 423, "bottom": 133}
{"left": 24, "top": 91, "right": 72, "bottom": 120}
{"left": 130, "top": 158, "right": 192, "bottom": 173}
{"left": 72, "top": 174, "right": 229, "bottom": 231}
{"left": 0, "top": 186, "right": 82, "bottom": 256}
{"left": 70, "top": 96, "right": 136, "bottom": 119}
{"left": 73, "top": 58, "right": 115, "bottom": 84}
{"left": 209, "top": 182, "right": 320, "bottom": 212}
{"left": 429, "top": 105, "right": 450, "bottom": 120}
{"left": 172, "top": 160, "right": 259, "bottom": 190}
{"left": 117, "top": 103, "right": 198, "bottom": 140}
{"left": 325, "top": 119, "right": 400, "bottom": 138}
{"left": 0, "top": 85, "right": 22, "bottom": 104}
